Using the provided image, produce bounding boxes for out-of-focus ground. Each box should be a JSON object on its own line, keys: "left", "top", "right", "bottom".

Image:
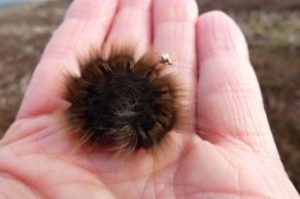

{"left": 0, "top": 0, "right": 299, "bottom": 192}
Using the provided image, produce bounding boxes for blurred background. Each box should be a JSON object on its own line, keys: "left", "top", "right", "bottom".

{"left": 0, "top": 0, "right": 299, "bottom": 192}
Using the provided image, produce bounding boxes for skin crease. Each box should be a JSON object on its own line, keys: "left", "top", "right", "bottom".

{"left": 0, "top": 0, "right": 299, "bottom": 198}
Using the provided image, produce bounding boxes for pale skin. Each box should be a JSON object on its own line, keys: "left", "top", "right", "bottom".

{"left": 0, "top": 0, "right": 299, "bottom": 198}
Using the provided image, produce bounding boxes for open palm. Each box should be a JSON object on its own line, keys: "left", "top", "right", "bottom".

{"left": 0, "top": 0, "right": 298, "bottom": 198}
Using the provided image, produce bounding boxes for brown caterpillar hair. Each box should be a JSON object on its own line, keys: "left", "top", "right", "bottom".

{"left": 63, "top": 46, "right": 185, "bottom": 155}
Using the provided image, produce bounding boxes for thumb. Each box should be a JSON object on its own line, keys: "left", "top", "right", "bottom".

{"left": 196, "top": 11, "right": 280, "bottom": 159}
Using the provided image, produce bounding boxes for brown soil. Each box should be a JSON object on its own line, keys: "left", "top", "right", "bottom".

{"left": 0, "top": 0, "right": 299, "bottom": 192}
{"left": 198, "top": 0, "right": 300, "bottom": 11}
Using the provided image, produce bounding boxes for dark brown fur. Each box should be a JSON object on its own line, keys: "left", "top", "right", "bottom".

{"left": 63, "top": 47, "right": 184, "bottom": 154}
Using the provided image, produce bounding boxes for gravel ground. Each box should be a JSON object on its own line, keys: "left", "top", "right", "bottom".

{"left": 0, "top": 0, "right": 299, "bottom": 192}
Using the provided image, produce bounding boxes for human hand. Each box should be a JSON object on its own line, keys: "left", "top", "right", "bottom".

{"left": 0, "top": 0, "right": 299, "bottom": 198}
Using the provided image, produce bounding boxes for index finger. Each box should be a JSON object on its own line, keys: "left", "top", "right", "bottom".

{"left": 17, "top": 0, "right": 118, "bottom": 119}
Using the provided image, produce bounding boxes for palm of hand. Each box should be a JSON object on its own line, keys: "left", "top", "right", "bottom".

{"left": 0, "top": 115, "right": 291, "bottom": 198}
{"left": 0, "top": 0, "right": 298, "bottom": 198}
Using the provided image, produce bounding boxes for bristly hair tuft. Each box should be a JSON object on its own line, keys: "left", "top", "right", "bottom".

{"left": 63, "top": 46, "right": 185, "bottom": 155}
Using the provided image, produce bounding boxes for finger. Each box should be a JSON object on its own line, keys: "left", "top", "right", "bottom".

{"left": 17, "top": 0, "right": 118, "bottom": 119}
{"left": 153, "top": 0, "right": 198, "bottom": 125}
{"left": 103, "top": 0, "right": 152, "bottom": 58}
{"left": 196, "top": 11, "right": 280, "bottom": 158}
